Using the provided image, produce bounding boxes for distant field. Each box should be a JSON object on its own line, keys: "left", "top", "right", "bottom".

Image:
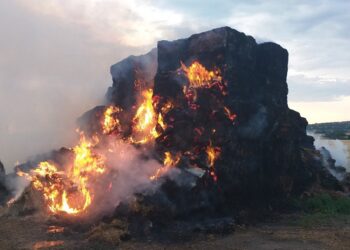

{"left": 308, "top": 121, "right": 350, "bottom": 140}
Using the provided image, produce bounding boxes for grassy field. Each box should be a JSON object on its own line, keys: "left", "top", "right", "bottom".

{"left": 291, "top": 193, "right": 350, "bottom": 227}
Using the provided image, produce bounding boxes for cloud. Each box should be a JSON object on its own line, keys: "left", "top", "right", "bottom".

{"left": 224, "top": 1, "right": 350, "bottom": 74}
{"left": 288, "top": 75, "right": 350, "bottom": 102}
{"left": 289, "top": 96, "right": 350, "bottom": 124}
{"left": 16, "top": 0, "right": 184, "bottom": 47}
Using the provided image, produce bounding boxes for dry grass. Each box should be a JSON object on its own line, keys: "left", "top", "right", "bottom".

{"left": 87, "top": 219, "right": 129, "bottom": 246}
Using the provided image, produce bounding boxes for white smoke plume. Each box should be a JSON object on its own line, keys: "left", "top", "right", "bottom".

{"left": 89, "top": 137, "right": 163, "bottom": 217}
{"left": 310, "top": 132, "right": 350, "bottom": 172}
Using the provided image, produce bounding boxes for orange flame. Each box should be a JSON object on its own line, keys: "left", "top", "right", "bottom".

{"left": 157, "top": 100, "right": 173, "bottom": 131}
{"left": 181, "top": 61, "right": 221, "bottom": 88}
{"left": 102, "top": 106, "right": 122, "bottom": 134}
{"left": 181, "top": 61, "right": 224, "bottom": 106}
{"left": 206, "top": 141, "right": 221, "bottom": 182}
{"left": 130, "top": 88, "right": 160, "bottom": 144}
{"left": 150, "top": 152, "right": 181, "bottom": 180}
{"left": 19, "top": 133, "right": 106, "bottom": 215}
{"left": 158, "top": 113, "right": 166, "bottom": 130}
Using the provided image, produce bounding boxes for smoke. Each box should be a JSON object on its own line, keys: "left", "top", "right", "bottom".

{"left": 0, "top": 0, "right": 146, "bottom": 172}
{"left": 90, "top": 137, "right": 163, "bottom": 216}
{"left": 238, "top": 105, "right": 268, "bottom": 138}
{"left": 4, "top": 174, "right": 29, "bottom": 203}
{"left": 4, "top": 132, "right": 170, "bottom": 219}
{"left": 310, "top": 132, "right": 350, "bottom": 172}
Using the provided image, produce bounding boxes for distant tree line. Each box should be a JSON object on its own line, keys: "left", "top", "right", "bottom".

{"left": 308, "top": 121, "right": 350, "bottom": 140}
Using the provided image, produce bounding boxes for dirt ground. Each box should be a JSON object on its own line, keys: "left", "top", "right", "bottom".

{"left": 0, "top": 213, "right": 349, "bottom": 250}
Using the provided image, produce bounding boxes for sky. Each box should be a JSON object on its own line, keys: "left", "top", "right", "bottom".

{"left": 0, "top": 0, "right": 349, "bottom": 169}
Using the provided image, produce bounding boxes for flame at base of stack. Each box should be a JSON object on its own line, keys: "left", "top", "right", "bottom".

{"left": 18, "top": 133, "right": 105, "bottom": 215}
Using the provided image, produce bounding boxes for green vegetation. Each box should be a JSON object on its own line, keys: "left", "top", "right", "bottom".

{"left": 303, "top": 194, "right": 350, "bottom": 214}
{"left": 292, "top": 194, "right": 350, "bottom": 227}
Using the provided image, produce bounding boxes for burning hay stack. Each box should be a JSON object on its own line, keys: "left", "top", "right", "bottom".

{"left": 102, "top": 26, "right": 337, "bottom": 208}
{"left": 1, "top": 27, "right": 343, "bottom": 238}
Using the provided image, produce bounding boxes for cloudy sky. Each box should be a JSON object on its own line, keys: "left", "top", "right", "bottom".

{"left": 0, "top": 0, "right": 349, "bottom": 169}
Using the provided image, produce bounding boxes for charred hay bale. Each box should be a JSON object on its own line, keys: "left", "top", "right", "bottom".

{"left": 107, "top": 48, "right": 157, "bottom": 110}
{"left": 7, "top": 185, "right": 43, "bottom": 217}
{"left": 151, "top": 26, "right": 342, "bottom": 207}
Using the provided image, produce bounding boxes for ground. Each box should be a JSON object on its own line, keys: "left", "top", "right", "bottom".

{"left": 0, "top": 213, "right": 349, "bottom": 250}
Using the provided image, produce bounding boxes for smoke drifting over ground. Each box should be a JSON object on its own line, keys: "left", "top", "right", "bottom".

{"left": 310, "top": 132, "right": 350, "bottom": 172}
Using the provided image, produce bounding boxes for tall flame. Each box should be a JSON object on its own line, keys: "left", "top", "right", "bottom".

{"left": 130, "top": 88, "right": 160, "bottom": 144}
{"left": 19, "top": 133, "right": 105, "bottom": 215}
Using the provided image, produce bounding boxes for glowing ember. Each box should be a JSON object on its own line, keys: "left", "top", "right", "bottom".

{"left": 160, "top": 100, "right": 173, "bottom": 114}
{"left": 206, "top": 141, "right": 221, "bottom": 182}
{"left": 47, "top": 226, "right": 65, "bottom": 234}
{"left": 33, "top": 241, "right": 64, "bottom": 250}
{"left": 224, "top": 106, "right": 237, "bottom": 122}
{"left": 102, "top": 106, "right": 122, "bottom": 134}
